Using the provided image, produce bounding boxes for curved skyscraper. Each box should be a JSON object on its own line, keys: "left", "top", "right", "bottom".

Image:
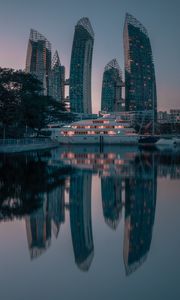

{"left": 101, "top": 59, "right": 123, "bottom": 112}
{"left": 49, "top": 50, "right": 65, "bottom": 102}
{"left": 25, "top": 29, "right": 51, "bottom": 95}
{"left": 124, "top": 13, "right": 157, "bottom": 122}
{"left": 70, "top": 18, "right": 94, "bottom": 114}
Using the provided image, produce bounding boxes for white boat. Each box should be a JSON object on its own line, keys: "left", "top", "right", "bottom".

{"left": 51, "top": 115, "right": 139, "bottom": 145}
{"left": 156, "top": 137, "right": 180, "bottom": 149}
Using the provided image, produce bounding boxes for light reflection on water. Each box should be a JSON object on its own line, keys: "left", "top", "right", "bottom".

{"left": 0, "top": 146, "right": 180, "bottom": 299}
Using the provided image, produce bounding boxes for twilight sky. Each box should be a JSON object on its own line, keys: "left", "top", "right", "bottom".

{"left": 0, "top": 0, "right": 179, "bottom": 113}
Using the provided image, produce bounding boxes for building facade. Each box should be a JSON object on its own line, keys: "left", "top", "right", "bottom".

{"left": 123, "top": 13, "right": 157, "bottom": 122}
{"left": 170, "top": 109, "right": 180, "bottom": 123}
{"left": 70, "top": 18, "right": 94, "bottom": 114}
{"left": 25, "top": 29, "right": 52, "bottom": 95}
{"left": 49, "top": 50, "right": 65, "bottom": 102}
{"left": 101, "top": 59, "right": 124, "bottom": 112}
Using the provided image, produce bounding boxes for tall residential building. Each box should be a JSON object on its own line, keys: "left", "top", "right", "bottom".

{"left": 101, "top": 59, "right": 124, "bottom": 112}
{"left": 25, "top": 29, "right": 52, "bottom": 95}
{"left": 49, "top": 51, "right": 65, "bottom": 102}
{"left": 124, "top": 13, "right": 157, "bottom": 121}
{"left": 70, "top": 17, "right": 94, "bottom": 114}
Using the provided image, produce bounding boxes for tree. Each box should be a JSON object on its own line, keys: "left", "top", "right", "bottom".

{"left": 0, "top": 67, "right": 70, "bottom": 137}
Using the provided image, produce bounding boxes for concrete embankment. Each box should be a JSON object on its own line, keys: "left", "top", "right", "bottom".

{"left": 0, "top": 139, "right": 59, "bottom": 153}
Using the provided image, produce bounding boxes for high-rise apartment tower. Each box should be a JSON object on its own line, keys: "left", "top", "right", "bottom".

{"left": 25, "top": 29, "right": 51, "bottom": 95}
{"left": 49, "top": 50, "right": 65, "bottom": 102}
{"left": 70, "top": 18, "right": 94, "bottom": 114}
{"left": 124, "top": 13, "right": 157, "bottom": 122}
{"left": 101, "top": 59, "right": 124, "bottom": 112}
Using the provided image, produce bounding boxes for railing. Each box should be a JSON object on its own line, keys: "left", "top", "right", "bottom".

{"left": 0, "top": 138, "right": 52, "bottom": 146}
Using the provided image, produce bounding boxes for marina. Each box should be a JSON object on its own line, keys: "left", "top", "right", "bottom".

{"left": 0, "top": 1, "right": 179, "bottom": 299}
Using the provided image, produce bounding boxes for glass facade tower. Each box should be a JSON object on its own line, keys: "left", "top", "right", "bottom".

{"left": 70, "top": 18, "right": 94, "bottom": 114}
{"left": 123, "top": 13, "right": 157, "bottom": 121}
{"left": 49, "top": 50, "right": 65, "bottom": 102}
{"left": 101, "top": 59, "right": 123, "bottom": 112}
{"left": 25, "top": 29, "right": 52, "bottom": 95}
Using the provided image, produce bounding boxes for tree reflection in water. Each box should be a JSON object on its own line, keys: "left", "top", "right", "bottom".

{"left": 0, "top": 147, "right": 180, "bottom": 274}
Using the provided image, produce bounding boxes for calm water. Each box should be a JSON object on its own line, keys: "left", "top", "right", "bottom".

{"left": 0, "top": 146, "right": 180, "bottom": 300}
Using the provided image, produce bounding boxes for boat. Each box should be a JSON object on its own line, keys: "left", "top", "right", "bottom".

{"left": 155, "top": 137, "right": 180, "bottom": 149}
{"left": 50, "top": 115, "right": 139, "bottom": 145}
{"left": 138, "top": 135, "right": 160, "bottom": 146}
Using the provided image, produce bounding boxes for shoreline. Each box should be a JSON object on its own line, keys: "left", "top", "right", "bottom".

{"left": 0, "top": 140, "right": 59, "bottom": 153}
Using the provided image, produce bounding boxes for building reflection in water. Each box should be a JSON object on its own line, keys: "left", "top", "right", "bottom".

{"left": 1, "top": 148, "right": 180, "bottom": 273}
{"left": 101, "top": 176, "right": 122, "bottom": 230}
{"left": 123, "top": 154, "right": 157, "bottom": 275}
{"left": 69, "top": 171, "right": 94, "bottom": 271}
{"left": 48, "top": 185, "right": 65, "bottom": 238}
{"left": 0, "top": 152, "right": 69, "bottom": 260}
{"left": 26, "top": 197, "right": 51, "bottom": 259}
{"left": 25, "top": 184, "right": 65, "bottom": 259}
{"left": 59, "top": 147, "right": 157, "bottom": 274}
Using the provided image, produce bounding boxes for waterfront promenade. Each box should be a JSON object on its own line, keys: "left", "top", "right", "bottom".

{"left": 0, "top": 138, "right": 59, "bottom": 153}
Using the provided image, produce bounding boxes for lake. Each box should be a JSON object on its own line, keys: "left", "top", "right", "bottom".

{"left": 0, "top": 146, "right": 180, "bottom": 300}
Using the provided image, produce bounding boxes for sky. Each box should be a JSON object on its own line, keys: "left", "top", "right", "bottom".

{"left": 0, "top": 0, "right": 179, "bottom": 113}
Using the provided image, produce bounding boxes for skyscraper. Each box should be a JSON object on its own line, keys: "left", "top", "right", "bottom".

{"left": 70, "top": 18, "right": 94, "bottom": 114}
{"left": 124, "top": 13, "right": 157, "bottom": 121}
{"left": 25, "top": 29, "right": 52, "bottom": 95}
{"left": 49, "top": 50, "right": 65, "bottom": 102}
{"left": 101, "top": 59, "right": 124, "bottom": 112}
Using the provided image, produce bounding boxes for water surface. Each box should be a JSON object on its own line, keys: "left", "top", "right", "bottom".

{"left": 0, "top": 146, "right": 180, "bottom": 300}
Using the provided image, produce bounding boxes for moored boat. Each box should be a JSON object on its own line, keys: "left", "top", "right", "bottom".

{"left": 51, "top": 115, "right": 139, "bottom": 145}
{"left": 138, "top": 135, "right": 160, "bottom": 146}
{"left": 155, "top": 137, "right": 180, "bottom": 149}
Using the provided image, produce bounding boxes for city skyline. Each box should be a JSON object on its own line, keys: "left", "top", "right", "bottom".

{"left": 0, "top": 0, "right": 179, "bottom": 113}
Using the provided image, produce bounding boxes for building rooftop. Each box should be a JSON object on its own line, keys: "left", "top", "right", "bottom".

{"left": 104, "top": 58, "right": 123, "bottom": 78}
{"left": 29, "top": 29, "right": 51, "bottom": 51}
{"left": 52, "top": 50, "right": 61, "bottom": 68}
{"left": 77, "top": 17, "right": 94, "bottom": 38}
{"left": 125, "top": 13, "right": 148, "bottom": 36}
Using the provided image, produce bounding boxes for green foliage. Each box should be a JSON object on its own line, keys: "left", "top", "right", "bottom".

{"left": 0, "top": 67, "right": 69, "bottom": 137}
